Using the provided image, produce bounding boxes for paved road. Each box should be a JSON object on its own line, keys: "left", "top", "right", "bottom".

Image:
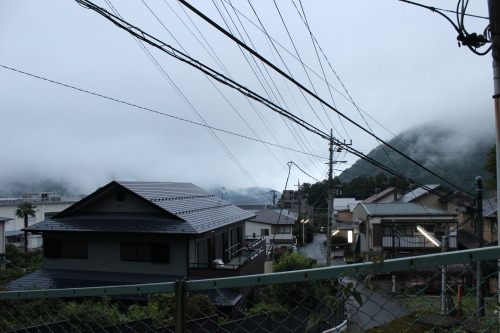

{"left": 302, "top": 234, "right": 408, "bottom": 331}
{"left": 303, "top": 232, "right": 327, "bottom": 265}
{"left": 302, "top": 233, "right": 346, "bottom": 266}
{"left": 344, "top": 277, "right": 409, "bottom": 332}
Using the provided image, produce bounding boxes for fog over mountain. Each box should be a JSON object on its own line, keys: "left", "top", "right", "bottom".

{"left": 339, "top": 122, "right": 495, "bottom": 191}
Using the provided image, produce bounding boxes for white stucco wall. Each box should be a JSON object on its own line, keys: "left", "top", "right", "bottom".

{"left": 0, "top": 200, "right": 79, "bottom": 232}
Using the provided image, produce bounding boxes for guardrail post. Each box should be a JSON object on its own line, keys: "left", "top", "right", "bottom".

{"left": 175, "top": 278, "right": 187, "bottom": 333}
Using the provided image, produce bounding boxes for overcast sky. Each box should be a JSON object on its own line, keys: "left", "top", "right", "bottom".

{"left": 0, "top": 0, "right": 495, "bottom": 200}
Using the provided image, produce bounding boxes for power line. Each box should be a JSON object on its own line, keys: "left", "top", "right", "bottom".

{"left": 75, "top": 0, "right": 476, "bottom": 205}
{"left": 0, "top": 64, "right": 327, "bottom": 161}
{"left": 174, "top": 0, "right": 474, "bottom": 195}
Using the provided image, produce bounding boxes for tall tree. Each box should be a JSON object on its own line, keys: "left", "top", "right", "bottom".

{"left": 15, "top": 202, "right": 37, "bottom": 253}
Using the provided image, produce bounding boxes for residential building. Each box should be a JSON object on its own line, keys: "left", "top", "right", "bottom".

{"left": 245, "top": 209, "right": 297, "bottom": 252}
{"left": 0, "top": 193, "right": 81, "bottom": 250}
{"left": 352, "top": 202, "right": 458, "bottom": 260}
{"left": 396, "top": 184, "right": 472, "bottom": 223}
{"left": 0, "top": 217, "right": 11, "bottom": 270}
{"left": 395, "top": 184, "right": 499, "bottom": 248}
{"left": 458, "top": 197, "right": 498, "bottom": 248}
{"left": 5, "top": 181, "right": 263, "bottom": 290}
{"left": 363, "top": 187, "right": 404, "bottom": 204}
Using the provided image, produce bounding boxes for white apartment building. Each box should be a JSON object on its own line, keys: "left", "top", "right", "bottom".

{"left": 0, "top": 192, "right": 82, "bottom": 250}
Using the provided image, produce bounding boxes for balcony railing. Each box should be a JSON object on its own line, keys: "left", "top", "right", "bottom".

{"left": 190, "top": 237, "right": 265, "bottom": 271}
{"left": 382, "top": 235, "right": 457, "bottom": 248}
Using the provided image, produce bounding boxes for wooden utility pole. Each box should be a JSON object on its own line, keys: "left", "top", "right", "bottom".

{"left": 487, "top": 0, "right": 500, "bottom": 309}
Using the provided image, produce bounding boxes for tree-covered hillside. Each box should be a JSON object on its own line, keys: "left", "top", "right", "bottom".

{"left": 338, "top": 123, "right": 493, "bottom": 192}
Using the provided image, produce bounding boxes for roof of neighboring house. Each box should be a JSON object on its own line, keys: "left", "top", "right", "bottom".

{"left": 236, "top": 204, "right": 271, "bottom": 210}
{"left": 334, "top": 198, "right": 360, "bottom": 211}
{"left": 3, "top": 268, "right": 242, "bottom": 306}
{"left": 363, "top": 187, "right": 401, "bottom": 203}
{"left": 457, "top": 229, "right": 478, "bottom": 249}
{"left": 25, "top": 181, "right": 255, "bottom": 235}
{"left": 3, "top": 268, "right": 181, "bottom": 290}
{"left": 397, "top": 185, "right": 442, "bottom": 203}
{"left": 483, "top": 197, "right": 497, "bottom": 218}
{"left": 359, "top": 203, "right": 456, "bottom": 217}
{"left": 249, "top": 209, "right": 296, "bottom": 225}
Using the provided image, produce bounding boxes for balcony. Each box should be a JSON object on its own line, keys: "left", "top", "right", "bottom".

{"left": 382, "top": 235, "right": 457, "bottom": 248}
{"left": 188, "top": 237, "right": 266, "bottom": 279}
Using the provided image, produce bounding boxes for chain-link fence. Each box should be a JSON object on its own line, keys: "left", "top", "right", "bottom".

{"left": 1, "top": 247, "right": 499, "bottom": 332}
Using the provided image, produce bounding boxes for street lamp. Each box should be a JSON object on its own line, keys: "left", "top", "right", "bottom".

{"left": 301, "top": 219, "right": 309, "bottom": 248}
{"left": 331, "top": 229, "right": 340, "bottom": 236}
{"left": 416, "top": 225, "right": 447, "bottom": 314}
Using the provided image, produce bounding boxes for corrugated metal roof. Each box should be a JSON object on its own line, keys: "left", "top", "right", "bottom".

{"left": 249, "top": 209, "right": 296, "bottom": 225}
{"left": 26, "top": 181, "right": 255, "bottom": 235}
{"left": 361, "top": 203, "right": 456, "bottom": 217}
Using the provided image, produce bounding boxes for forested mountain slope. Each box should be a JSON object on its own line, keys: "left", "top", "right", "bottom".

{"left": 338, "top": 123, "right": 494, "bottom": 192}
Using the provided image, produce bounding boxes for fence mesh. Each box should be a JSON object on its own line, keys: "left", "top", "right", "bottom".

{"left": 1, "top": 249, "right": 499, "bottom": 333}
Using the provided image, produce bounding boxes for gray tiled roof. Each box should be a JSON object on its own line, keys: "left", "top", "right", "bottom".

{"left": 26, "top": 213, "right": 197, "bottom": 234}
{"left": 26, "top": 181, "right": 255, "bottom": 235}
{"left": 249, "top": 209, "right": 296, "bottom": 225}
{"left": 360, "top": 203, "right": 456, "bottom": 217}
{"left": 3, "top": 268, "right": 181, "bottom": 291}
{"left": 397, "top": 185, "right": 442, "bottom": 203}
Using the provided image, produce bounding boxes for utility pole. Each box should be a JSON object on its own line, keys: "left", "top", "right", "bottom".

{"left": 326, "top": 130, "right": 349, "bottom": 266}
{"left": 487, "top": 0, "right": 500, "bottom": 307}
{"left": 475, "top": 176, "right": 485, "bottom": 317}
{"left": 327, "top": 131, "right": 333, "bottom": 266}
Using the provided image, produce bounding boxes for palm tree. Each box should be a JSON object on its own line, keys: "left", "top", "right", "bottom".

{"left": 15, "top": 202, "right": 37, "bottom": 253}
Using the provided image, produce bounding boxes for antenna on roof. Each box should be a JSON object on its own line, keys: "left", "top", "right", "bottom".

{"left": 221, "top": 186, "right": 227, "bottom": 199}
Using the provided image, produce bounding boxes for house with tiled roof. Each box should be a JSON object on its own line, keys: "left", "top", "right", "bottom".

{"left": 245, "top": 209, "right": 297, "bottom": 252}
{"left": 5, "top": 181, "right": 263, "bottom": 290}
{"left": 352, "top": 202, "right": 458, "bottom": 260}
{"left": 362, "top": 187, "right": 404, "bottom": 204}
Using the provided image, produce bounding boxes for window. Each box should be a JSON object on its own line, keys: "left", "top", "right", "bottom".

{"left": 44, "top": 212, "right": 58, "bottom": 220}
{"left": 261, "top": 229, "right": 269, "bottom": 236}
{"left": 44, "top": 239, "right": 87, "bottom": 259}
{"left": 272, "top": 225, "right": 291, "bottom": 234}
{"left": 120, "top": 242, "right": 169, "bottom": 263}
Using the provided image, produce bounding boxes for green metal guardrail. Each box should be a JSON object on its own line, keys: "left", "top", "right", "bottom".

{"left": 0, "top": 247, "right": 499, "bottom": 332}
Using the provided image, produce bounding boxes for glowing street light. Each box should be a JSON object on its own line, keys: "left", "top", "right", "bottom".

{"left": 301, "top": 219, "right": 309, "bottom": 246}
{"left": 331, "top": 229, "right": 340, "bottom": 236}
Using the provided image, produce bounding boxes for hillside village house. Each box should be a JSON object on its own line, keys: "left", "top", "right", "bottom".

{"left": 352, "top": 202, "right": 458, "bottom": 260}
{"left": 0, "top": 217, "right": 11, "bottom": 270}
{"left": 245, "top": 209, "right": 296, "bottom": 253}
{"left": 363, "top": 187, "right": 404, "bottom": 204}
{"left": 6, "top": 181, "right": 263, "bottom": 290}
{"left": 394, "top": 184, "right": 499, "bottom": 248}
{"left": 0, "top": 192, "right": 81, "bottom": 250}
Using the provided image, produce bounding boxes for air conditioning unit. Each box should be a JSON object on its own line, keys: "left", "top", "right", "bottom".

{"left": 212, "top": 259, "right": 224, "bottom": 268}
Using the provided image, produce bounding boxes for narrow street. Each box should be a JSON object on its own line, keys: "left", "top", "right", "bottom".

{"left": 302, "top": 234, "right": 408, "bottom": 332}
